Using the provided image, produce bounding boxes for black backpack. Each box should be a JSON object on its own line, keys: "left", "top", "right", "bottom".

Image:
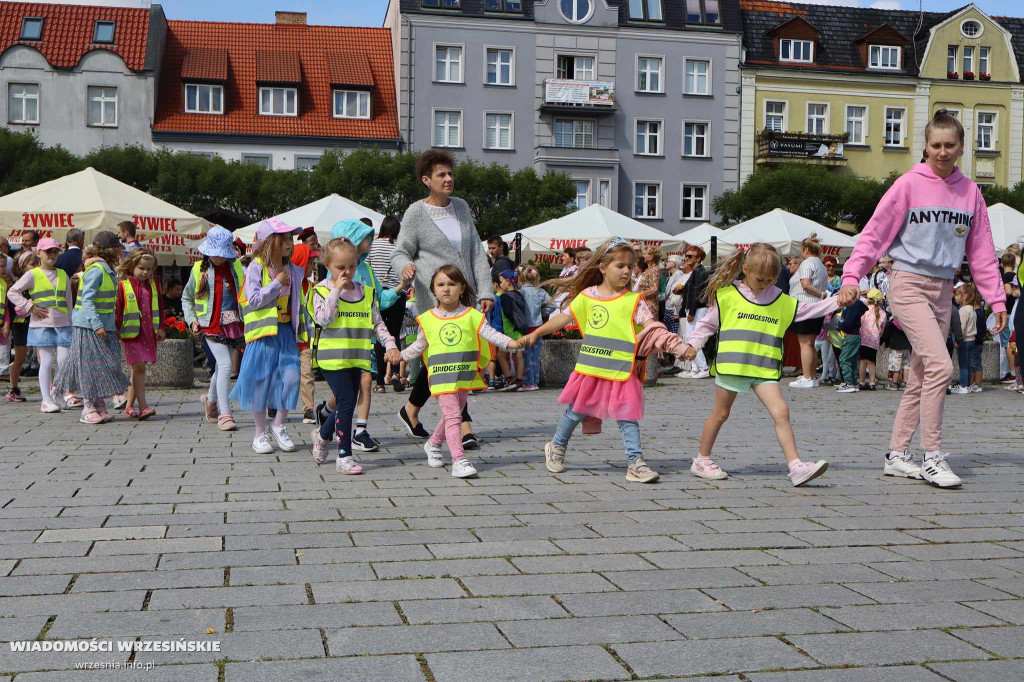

{"left": 500, "top": 290, "right": 530, "bottom": 335}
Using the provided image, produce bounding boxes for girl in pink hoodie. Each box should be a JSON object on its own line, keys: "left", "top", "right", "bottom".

{"left": 838, "top": 110, "right": 1007, "bottom": 489}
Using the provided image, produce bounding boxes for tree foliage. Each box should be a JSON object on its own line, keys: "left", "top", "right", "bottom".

{"left": 981, "top": 181, "right": 1024, "bottom": 213}
{"left": 0, "top": 129, "right": 574, "bottom": 235}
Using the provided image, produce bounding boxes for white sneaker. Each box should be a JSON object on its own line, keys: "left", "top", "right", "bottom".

{"left": 252, "top": 433, "right": 274, "bottom": 454}
{"left": 690, "top": 369, "right": 711, "bottom": 379}
{"left": 836, "top": 383, "right": 859, "bottom": 393}
{"left": 789, "top": 376, "right": 818, "bottom": 389}
{"left": 111, "top": 394, "right": 128, "bottom": 410}
{"left": 269, "top": 424, "right": 295, "bottom": 452}
{"left": 968, "top": 384, "right": 983, "bottom": 393}
{"left": 451, "top": 459, "right": 478, "bottom": 478}
{"left": 336, "top": 456, "right": 363, "bottom": 475}
{"left": 424, "top": 441, "right": 445, "bottom": 468}
{"left": 921, "top": 454, "right": 962, "bottom": 488}
{"left": 39, "top": 399, "right": 62, "bottom": 413}
{"left": 950, "top": 385, "right": 970, "bottom": 395}
{"left": 883, "top": 450, "right": 922, "bottom": 479}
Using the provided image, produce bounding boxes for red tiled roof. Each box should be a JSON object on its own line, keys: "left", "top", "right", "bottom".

{"left": 0, "top": 1, "right": 151, "bottom": 71}
{"left": 154, "top": 20, "right": 401, "bottom": 142}
{"left": 181, "top": 47, "right": 229, "bottom": 81}
{"left": 256, "top": 50, "right": 301, "bottom": 83}
{"left": 327, "top": 52, "right": 374, "bottom": 87}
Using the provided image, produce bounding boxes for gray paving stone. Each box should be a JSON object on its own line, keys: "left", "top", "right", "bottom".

{"left": 603, "top": 567, "right": 759, "bottom": 590}
{"left": 36, "top": 526, "right": 166, "bottom": 543}
{"left": 156, "top": 548, "right": 298, "bottom": 570}
{"left": 498, "top": 614, "right": 681, "bottom": 646}
{"left": 842, "top": 579, "right": 1011, "bottom": 604}
{"left": 557, "top": 589, "right": 728, "bottom": 617}
{"left": 0, "top": 615, "right": 48, "bottom": 641}
{"left": 297, "top": 545, "right": 435, "bottom": 564}
{"left": 766, "top": 547, "right": 908, "bottom": 564}
{"left": 461, "top": 573, "right": 617, "bottom": 596}
{"left": 510, "top": 553, "right": 656, "bottom": 574}
{"left": 0, "top": 575, "right": 70, "bottom": 596}
{"left": 788, "top": 629, "right": 990, "bottom": 666}
{"left": 0, "top": 590, "right": 145, "bottom": 617}
{"left": 232, "top": 602, "right": 402, "bottom": 631}
{"left": 225, "top": 656, "right": 425, "bottom": 682}
{"left": 889, "top": 543, "right": 1022, "bottom": 561}
{"left": 72, "top": 569, "right": 223, "bottom": 592}
{"left": 963, "top": 599, "right": 1024, "bottom": 624}
{"left": 147, "top": 585, "right": 308, "bottom": 610}
{"left": 328, "top": 622, "right": 509, "bottom": 655}
{"left": 424, "top": 645, "right": 629, "bottom": 682}
{"left": 313, "top": 577, "right": 465, "bottom": 603}
{"left": 47, "top": 609, "right": 225, "bottom": 638}
{"left": 426, "top": 540, "right": 566, "bottom": 559}
{"left": 707, "top": 584, "right": 878, "bottom": 610}
{"left": 90, "top": 537, "right": 222, "bottom": 555}
{"left": 373, "top": 558, "right": 517, "bottom": 579}
{"left": 228, "top": 563, "right": 375, "bottom": 586}
{"left": 665, "top": 608, "right": 849, "bottom": 639}
{"left": 927, "top": 659, "right": 1024, "bottom": 681}
{"left": 616, "top": 637, "right": 815, "bottom": 677}
{"left": 738, "top": 563, "right": 893, "bottom": 585}
{"left": 641, "top": 549, "right": 783, "bottom": 569}
{"left": 746, "top": 666, "right": 947, "bottom": 681}
{"left": 16, "top": 664, "right": 216, "bottom": 682}
{"left": 678, "top": 532, "right": 811, "bottom": 550}
{"left": 980, "top": 577, "right": 1024, "bottom": 597}
{"left": 951, "top": 625, "right": 1024, "bottom": 657}
{"left": 150, "top": 629, "right": 324, "bottom": 664}
{"left": 400, "top": 595, "right": 566, "bottom": 624}
{"left": 822, "top": 602, "right": 1006, "bottom": 631}
{"left": 866, "top": 559, "right": 1022, "bottom": 581}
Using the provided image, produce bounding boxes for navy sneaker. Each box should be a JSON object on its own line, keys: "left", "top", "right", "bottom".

{"left": 462, "top": 432, "right": 480, "bottom": 450}
{"left": 398, "top": 406, "right": 430, "bottom": 439}
{"left": 315, "top": 401, "right": 329, "bottom": 428}
{"left": 351, "top": 430, "right": 379, "bottom": 452}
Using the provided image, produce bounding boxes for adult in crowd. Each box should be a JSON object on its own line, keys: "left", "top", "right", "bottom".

{"left": 298, "top": 227, "right": 320, "bottom": 251}
{"left": 789, "top": 234, "right": 829, "bottom": 388}
{"left": 661, "top": 254, "right": 687, "bottom": 376}
{"left": 0, "top": 236, "right": 14, "bottom": 274}
{"left": 999, "top": 251, "right": 1017, "bottom": 382}
{"left": 574, "top": 247, "right": 592, "bottom": 268}
{"left": 823, "top": 256, "right": 841, "bottom": 295}
{"left": 392, "top": 150, "right": 494, "bottom": 449}
{"left": 20, "top": 230, "right": 40, "bottom": 252}
{"left": 558, "top": 248, "right": 578, "bottom": 278}
{"left": 775, "top": 257, "right": 792, "bottom": 294}
{"left": 367, "top": 215, "right": 410, "bottom": 392}
{"left": 487, "top": 237, "right": 515, "bottom": 282}
{"left": 119, "top": 221, "right": 142, "bottom": 253}
{"left": 681, "top": 245, "right": 710, "bottom": 378}
{"left": 56, "top": 229, "right": 84, "bottom": 277}
{"left": 635, "top": 246, "right": 661, "bottom": 316}
{"left": 162, "top": 279, "right": 185, "bottom": 317}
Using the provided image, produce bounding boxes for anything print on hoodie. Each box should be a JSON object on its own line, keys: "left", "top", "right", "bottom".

{"left": 842, "top": 163, "right": 1005, "bottom": 313}
{"left": 330, "top": 219, "right": 400, "bottom": 312}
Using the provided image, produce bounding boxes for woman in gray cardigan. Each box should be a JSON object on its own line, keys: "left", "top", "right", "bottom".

{"left": 392, "top": 150, "right": 495, "bottom": 448}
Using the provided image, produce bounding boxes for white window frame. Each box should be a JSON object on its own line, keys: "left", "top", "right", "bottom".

{"left": 572, "top": 179, "right": 590, "bottom": 211}
{"left": 634, "top": 118, "right": 664, "bottom": 156}
{"left": 554, "top": 118, "right": 594, "bottom": 148}
{"left": 484, "top": 46, "right": 515, "bottom": 86}
{"left": 556, "top": 54, "right": 596, "bottom": 81}
{"left": 682, "top": 120, "right": 710, "bottom": 158}
{"left": 960, "top": 19, "right": 984, "bottom": 38}
{"left": 947, "top": 45, "right": 958, "bottom": 74}
{"left": 295, "top": 156, "right": 321, "bottom": 171}
{"left": 184, "top": 83, "right": 224, "bottom": 115}
{"left": 635, "top": 54, "right": 664, "bottom": 94}
{"left": 434, "top": 43, "right": 465, "bottom": 84}
{"left": 883, "top": 106, "right": 906, "bottom": 147}
{"left": 241, "top": 153, "right": 272, "bottom": 169}
{"left": 979, "top": 47, "right": 990, "bottom": 75}
{"left": 680, "top": 182, "right": 710, "bottom": 221}
{"left": 8, "top": 83, "right": 39, "bottom": 124}
{"left": 868, "top": 45, "right": 901, "bottom": 70}
{"left": 845, "top": 104, "right": 868, "bottom": 145}
{"left": 86, "top": 86, "right": 117, "bottom": 127}
{"left": 963, "top": 46, "right": 974, "bottom": 75}
{"left": 559, "top": 0, "right": 594, "bottom": 24}
{"left": 598, "top": 179, "right": 611, "bottom": 208}
{"left": 633, "top": 181, "right": 662, "bottom": 220}
{"left": 333, "top": 90, "right": 371, "bottom": 119}
{"left": 432, "top": 108, "right": 463, "bottom": 148}
{"left": 976, "top": 110, "right": 997, "bottom": 151}
{"left": 779, "top": 38, "right": 814, "bottom": 63}
{"left": 683, "top": 57, "right": 712, "bottom": 95}
{"left": 483, "top": 111, "right": 514, "bottom": 150}
{"left": 806, "top": 102, "right": 829, "bottom": 135}
{"left": 258, "top": 87, "right": 297, "bottom": 117}
{"left": 764, "top": 99, "right": 787, "bottom": 132}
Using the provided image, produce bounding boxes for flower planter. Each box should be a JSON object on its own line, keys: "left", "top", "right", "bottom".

{"left": 539, "top": 339, "right": 658, "bottom": 388}
{"left": 122, "top": 338, "right": 195, "bottom": 388}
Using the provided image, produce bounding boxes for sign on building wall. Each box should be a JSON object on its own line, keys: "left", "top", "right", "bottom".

{"left": 544, "top": 80, "right": 615, "bottom": 105}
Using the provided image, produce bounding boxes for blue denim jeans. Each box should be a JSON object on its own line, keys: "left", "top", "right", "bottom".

{"left": 970, "top": 342, "right": 983, "bottom": 372}
{"left": 523, "top": 338, "right": 542, "bottom": 387}
{"left": 957, "top": 340, "right": 973, "bottom": 387}
{"left": 552, "top": 406, "right": 642, "bottom": 464}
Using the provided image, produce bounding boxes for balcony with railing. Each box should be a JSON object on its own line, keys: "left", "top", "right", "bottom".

{"left": 755, "top": 131, "right": 849, "bottom": 167}
{"left": 540, "top": 79, "right": 616, "bottom": 115}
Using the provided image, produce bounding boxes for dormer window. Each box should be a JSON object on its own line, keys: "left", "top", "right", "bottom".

{"left": 869, "top": 45, "right": 900, "bottom": 70}
{"left": 559, "top": 0, "right": 593, "bottom": 24}
{"left": 961, "top": 20, "right": 982, "bottom": 38}
{"left": 780, "top": 39, "right": 813, "bottom": 63}
{"left": 185, "top": 84, "right": 224, "bottom": 114}
{"left": 93, "top": 21, "right": 115, "bottom": 44}
{"left": 628, "top": 0, "right": 663, "bottom": 22}
{"left": 422, "top": 0, "right": 460, "bottom": 7}
{"left": 20, "top": 17, "right": 43, "bottom": 41}
{"left": 685, "top": 0, "right": 720, "bottom": 25}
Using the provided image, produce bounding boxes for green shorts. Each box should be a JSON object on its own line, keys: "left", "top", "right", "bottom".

{"left": 714, "top": 373, "right": 778, "bottom": 394}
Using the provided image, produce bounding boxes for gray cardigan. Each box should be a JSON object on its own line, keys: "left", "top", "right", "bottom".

{"left": 393, "top": 197, "right": 495, "bottom": 315}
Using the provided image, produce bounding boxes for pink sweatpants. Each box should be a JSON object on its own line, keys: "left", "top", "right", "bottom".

{"left": 430, "top": 391, "right": 467, "bottom": 463}
{"left": 887, "top": 271, "right": 953, "bottom": 453}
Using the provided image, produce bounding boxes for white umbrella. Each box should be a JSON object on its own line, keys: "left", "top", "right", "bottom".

{"left": 499, "top": 205, "right": 676, "bottom": 264}
{"left": 986, "top": 203, "right": 1024, "bottom": 253}
{"left": 0, "top": 167, "right": 208, "bottom": 264}
{"left": 234, "top": 194, "right": 385, "bottom": 249}
{"left": 721, "top": 209, "right": 856, "bottom": 259}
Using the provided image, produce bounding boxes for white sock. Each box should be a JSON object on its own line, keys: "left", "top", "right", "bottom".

{"left": 355, "top": 420, "right": 367, "bottom": 435}
{"left": 924, "top": 450, "right": 943, "bottom": 462}
{"left": 888, "top": 450, "right": 905, "bottom": 459}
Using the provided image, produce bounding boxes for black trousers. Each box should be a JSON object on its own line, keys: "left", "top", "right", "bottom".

{"left": 374, "top": 296, "right": 408, "bottom": 386}
{"left": 409, "top": 367, "right": 472, "bottom": 423}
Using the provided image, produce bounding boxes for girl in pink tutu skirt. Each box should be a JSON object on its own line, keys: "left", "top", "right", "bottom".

{"left": 521, "top": 238, "right": 688, "bottom": 483}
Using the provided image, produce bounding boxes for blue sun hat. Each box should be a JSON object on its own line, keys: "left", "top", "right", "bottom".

{"left": 198, "top": 225, "right": 237, "bottom": 259}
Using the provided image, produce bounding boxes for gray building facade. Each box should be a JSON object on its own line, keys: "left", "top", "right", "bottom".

{"left": 385, "top": 0, "right": 742, "bottom": 234}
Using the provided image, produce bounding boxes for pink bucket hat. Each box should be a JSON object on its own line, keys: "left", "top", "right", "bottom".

{"left": 255, "top": 217, "right": 301, "bottom": 245}
{"left": 35, "top": 238, "right": 61, "bottom": 251}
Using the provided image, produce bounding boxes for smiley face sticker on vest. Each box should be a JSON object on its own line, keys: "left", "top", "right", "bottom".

{"left": 440, "top": 323, "right": 463, "bottom": 347}
{"left": 589, "top": 305, "right": 610, "bottom": 330}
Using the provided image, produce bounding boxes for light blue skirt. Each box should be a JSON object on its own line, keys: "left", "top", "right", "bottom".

{"left": 27, "top": 325, "right": 72, "bottom": 347}
{"left": 229, "top": 324, "right": 300, "bottom": 411}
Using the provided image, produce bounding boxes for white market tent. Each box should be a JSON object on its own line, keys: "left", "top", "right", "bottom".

{"left": 721, "top": 209, "right": 857, "bottom": 259}
{"left": 234, "top": 194, "right": 385, "bottom": 250}
{"left": 670, "top": 223, "right": 734, "bottom": 262}
{"left": 987, "top": 203, "right": 1024, "bottom": 253}
{"left": 0, "top": 167, "right": 209, "bottom": 264}
{"left": 499, "top": 204, "right": 677, "bottom": 264}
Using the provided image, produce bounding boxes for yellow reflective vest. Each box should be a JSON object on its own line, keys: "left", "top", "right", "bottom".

{"left": 119, "top": 280, "right": 160, "bottom": 339}
{"left": 307, "top": 284, "right": 374, "bottom": 371}
{"left": 712, "top": 284, "right": 798, "bottom": 380}
{"left": 28, "top": 268, "right": 68, "bottom": 314}
{"left": 418, "top": 307, "right": 492, "bottom": 395}
{"left": 73, "top": 262, "right": 116, "bottom": 314}
{"left": 569, "top": 290, "right": 641, "bottom": 382}
{"left": 190, "top": 259, "right": 245, "bottom": 326}
{"left": 239, "top": 258, "right": 281, "bottom": 343}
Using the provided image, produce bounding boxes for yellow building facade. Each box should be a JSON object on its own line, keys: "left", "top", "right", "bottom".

{"left": 739, "top": 3, "right": 1024, "bottom": 189}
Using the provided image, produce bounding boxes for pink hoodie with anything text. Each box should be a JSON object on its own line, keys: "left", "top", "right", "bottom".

{"left": 842, "top": 163, "right": 1005, "bottom": 313}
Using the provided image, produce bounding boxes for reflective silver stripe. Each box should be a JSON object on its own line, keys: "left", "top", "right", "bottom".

{"left": 584, "top": 334, "right": 636, "bottom": 353}
{"left": 576, "top": 354, "right": 633, "bottom": 374}
{"left": 427, "top": 351, "right": 478, "bottom": 366}
{"left": 715, "top": 352, "right": 779, "bottom": 370}
{"left": 245, "top": 317, "right": 278, "bottom": 333}
{"left": 428, "top": 370, "right": 479, "bottom": 386}
{"left": 34, "top": 299, "right": 56, "bottom": 308}
{"left": 29, "top": 291, "right": 56, "bottom": 300}
{"left": 316, "top": 348, "right": 372, "bottom": 361}
{"left": 122, "top": 313, "right": 141, "bottom": 322}
{"left": 320, "top": 327, "right": 373, "bottom": 340}
{"left": 719, "top": 330, "right": 783, "bottom": 349}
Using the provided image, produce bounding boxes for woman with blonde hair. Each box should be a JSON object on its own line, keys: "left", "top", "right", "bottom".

{"left": 788, "top": 234, "right": 829, "bottom": 388}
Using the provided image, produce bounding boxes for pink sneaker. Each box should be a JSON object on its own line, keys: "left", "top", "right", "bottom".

{"left": 691, "top": 456, "right": 728, "bottom": 480}
{"left": 311, "top": 429, "right": 330, "bottom": 465}
{"left": 788, "top": 460, "right": 829, "bottom": 486}
{"left": 336, "top": 456, "right": 363, "bottom": 475}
